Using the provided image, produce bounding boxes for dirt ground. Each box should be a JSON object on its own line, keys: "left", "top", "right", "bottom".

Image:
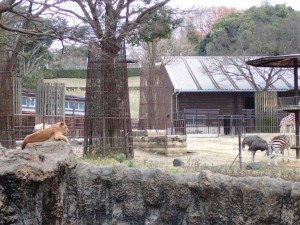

{"left": 72, "top": 134, "right": 300, "bottom": 168}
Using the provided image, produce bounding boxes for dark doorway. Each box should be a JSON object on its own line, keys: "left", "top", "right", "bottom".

{"left": 244, "top": 96, "right": 254, "bottom": 109}
{"left": 224, "top": 116, "right": 231, "bottom": 135}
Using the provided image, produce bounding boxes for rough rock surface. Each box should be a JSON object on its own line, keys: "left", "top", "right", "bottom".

{"left": 0, "top": 142, "right": 300, "bottom": 225}
{"left": 0, "top": 141, "right": 76, "bottom": 225}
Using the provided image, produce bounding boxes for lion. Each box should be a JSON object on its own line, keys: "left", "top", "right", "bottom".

{"left": 22, "top": 121, "right": 69, "bottom": 150}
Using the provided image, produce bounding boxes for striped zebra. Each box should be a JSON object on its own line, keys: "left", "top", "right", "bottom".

{"left": 279, "top": 113, "right": 295, "bottom": 134}
{"left": 268, "top": 135, "right": 290, "bottom": 167}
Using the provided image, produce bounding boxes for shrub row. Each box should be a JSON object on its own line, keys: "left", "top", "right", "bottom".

{"left": 49, "top": 67, "right": 141, "bottom": 79}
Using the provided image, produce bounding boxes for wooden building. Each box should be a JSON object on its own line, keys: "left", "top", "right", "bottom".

{"left": 157, "top": 56, "right": 296, "bottom": 136}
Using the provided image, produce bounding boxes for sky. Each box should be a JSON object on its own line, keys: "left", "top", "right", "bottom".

{"left": 51, "top": 0, "right": 300, "bottom": 50}
{"left": 167, "top": 0, "right": 300, "bottom": 11}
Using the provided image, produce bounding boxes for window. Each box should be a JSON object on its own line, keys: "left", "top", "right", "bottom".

{"left": 22, "top": 97, "right": 27, "bottom": 106}
{"left": 65, "top": 101, "right": 85, "bottom": 110}
{"left": 186, "top": 115, "right": 206, "bottom": 126}
{"left": 22, "top": 97, "right": 35, "bottom": 107}
{"left": 76, "top": 102, "right": 84, "bottom": 111}
{"left": 65, "top": 101, "right": 72, "bottom": 109}
{"left": 28, "top": 98, "right": 35, "bottom": 107}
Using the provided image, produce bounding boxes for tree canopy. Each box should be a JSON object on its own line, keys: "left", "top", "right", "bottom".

{"left": 127, "top": 7, "right": 182, "bottom": 46}
{"left": 199, "top": 3, "right": 300, "bottom": 56}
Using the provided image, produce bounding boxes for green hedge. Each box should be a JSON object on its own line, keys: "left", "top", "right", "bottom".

{"left": 49, "top": 67, "right": 140, "bottom": 79}
{"left": 51, "top": 69, "right": 87, "bottom": 78}
{"left": 127, "top": 68, "right": 141, "bottom": 77}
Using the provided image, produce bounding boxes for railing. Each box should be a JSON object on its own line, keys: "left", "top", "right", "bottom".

{"left": 184, "top": 115, "right": 281, "bottom": 136}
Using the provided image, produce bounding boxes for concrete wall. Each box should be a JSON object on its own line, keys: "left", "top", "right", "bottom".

{"left": 133, "top": 129, "right": 187, "bottom": 156}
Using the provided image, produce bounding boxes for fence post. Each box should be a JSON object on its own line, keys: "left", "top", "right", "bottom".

{"left": 238, "top": 128, "right": 242, "bottom": 169}
{"left": 102, "top": 117, "right": 106, "bottom": 157}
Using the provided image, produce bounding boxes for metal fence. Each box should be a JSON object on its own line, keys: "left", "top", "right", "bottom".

{"left": 174, "top": 109, "right": 294, "bottom": 137}
{"left": 0, "top": 112, "right": 296, "bottom": 148}
{"left": 185, "top": 114, "right": 283, "bottom": 136}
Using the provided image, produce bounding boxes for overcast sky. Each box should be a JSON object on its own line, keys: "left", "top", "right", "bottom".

{"left": 167, "top": 0, "right": 300, "bottom": 11}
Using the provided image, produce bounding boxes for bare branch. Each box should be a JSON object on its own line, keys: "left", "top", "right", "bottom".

{"left": 0, "top": 22, "right": 61, "bottom": 38}
{"left": 211, "top": 56, "right": 292, "bottom": 91}
{"left": 0, "top": 0, "right": 22, "bottom": 13}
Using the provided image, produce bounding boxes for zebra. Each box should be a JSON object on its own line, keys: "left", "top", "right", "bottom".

{"left": 268, "top": 135, "right": 290, "bottom": 167}
{"left": 279, "top": 113, "right": 295, "bottom": 134}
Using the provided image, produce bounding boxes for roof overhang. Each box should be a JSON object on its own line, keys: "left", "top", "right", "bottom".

{"left": 246, "top": 54, "right": 300, "bottom": 68}
{"left": 173, "top": 89, "right": 287, "bottom": 93}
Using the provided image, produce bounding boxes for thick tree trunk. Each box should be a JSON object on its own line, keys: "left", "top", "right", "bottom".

{"left": 84, "top": 41, "right": 133, "bottom": 157}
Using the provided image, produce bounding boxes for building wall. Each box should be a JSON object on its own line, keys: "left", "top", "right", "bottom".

{"left": 176, "top": 92, "right": 253, "bottom": 115}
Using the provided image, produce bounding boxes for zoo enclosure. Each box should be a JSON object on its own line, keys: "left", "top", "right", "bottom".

{"left": 0, "top": 110, "right": 291, "bottom": 144}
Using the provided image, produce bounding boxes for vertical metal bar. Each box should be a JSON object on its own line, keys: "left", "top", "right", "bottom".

{"left": 294, "top": 59, "right": 300, "bottom": 158}
{"left": 238, "top": 131, "right": 242, "bottom": 169}
{"left": 102, "top": 117, "right": 106, "bottom": 157}
{"left": 124, "top": 116, "right": 129, "bottom": 158}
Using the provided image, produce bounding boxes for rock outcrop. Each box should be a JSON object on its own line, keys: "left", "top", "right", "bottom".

{"left": 0, "top": 141, "right": 76, "bottom": 225}
{"left": 0, "top": 141, "right": 300, "bottom": 225}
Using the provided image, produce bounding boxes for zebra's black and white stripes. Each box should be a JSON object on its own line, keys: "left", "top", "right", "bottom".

{"left": 268, "top": 135, "right": 290, "bottom": 166}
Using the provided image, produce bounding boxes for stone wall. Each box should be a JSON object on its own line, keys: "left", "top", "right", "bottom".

{"left": 0, "top": 142, "right": 300, "bottom": 224}
{"left": 133, "top": 129, "right": 187, "bottom": 156}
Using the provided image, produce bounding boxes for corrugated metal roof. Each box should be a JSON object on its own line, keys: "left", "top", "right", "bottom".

{"left": 164, "top": 56, "right": 295, "bottom": 92}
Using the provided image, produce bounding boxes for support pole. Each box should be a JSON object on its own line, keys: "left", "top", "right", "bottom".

{"left": 294, "top": 59, "right": 300, "bottom": 159}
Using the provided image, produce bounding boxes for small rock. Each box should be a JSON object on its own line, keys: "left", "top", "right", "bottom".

{"left": 246, "top": 162, "right": 261, "bottom": 170}
{"left": 173, "top": 158, "right": 184, "bottom": 167}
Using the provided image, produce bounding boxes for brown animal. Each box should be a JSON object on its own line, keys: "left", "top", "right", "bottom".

{"left": 21, "top": 121, "right": 69, "bottom": 150}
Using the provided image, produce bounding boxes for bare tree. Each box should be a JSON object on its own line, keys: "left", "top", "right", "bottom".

{"left": 211, "top": 56, "right": 291, "bottom": 91}
{"left": 0, "top": 0, "right": 171, "bottom": 154}
{"left": 185, "top": 6, "right": 240, "bottom": 37}
{"left": 45, "top": 0, "right": 172, "bottom": 157}
{"left": 0, "top": 0, "right": 75, "bottom": 147}
{"left": 168, "top": 6, "right": 239, "bottom": 55}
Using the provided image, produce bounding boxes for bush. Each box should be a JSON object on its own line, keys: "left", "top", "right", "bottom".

{"left": 48, "top": 67, "right": 140, "bottom": 79}
{"left": 50, "top": 69, "right": 87, "bottom": 78}
{"left": 115, "top": 153, "right": 126, "bottom": 163}
{"left": 22, "top": 69, "right": 54, "bottom": 89}
{"left": 128, "top": 68, "right": 141, "bottom": 77}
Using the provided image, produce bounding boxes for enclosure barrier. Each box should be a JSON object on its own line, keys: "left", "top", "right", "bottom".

{"left": 0, "top": 113, "right": 296, "bottom": 148}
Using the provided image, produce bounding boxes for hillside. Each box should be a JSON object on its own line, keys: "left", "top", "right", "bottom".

{"left": 43, "top": 77, "right": 140, "bottom": 118}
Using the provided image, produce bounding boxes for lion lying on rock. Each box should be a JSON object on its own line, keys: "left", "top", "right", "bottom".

{"left": 22, "top": 121, "right": 69, "bottom": 150}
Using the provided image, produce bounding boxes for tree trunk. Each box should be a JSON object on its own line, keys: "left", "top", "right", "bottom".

{"left": 140, "top": 41, "right": 166, "bottom": 130}
{"left": 84, "top": 40, "right": 133, "bottom": 157}
{"left": 0, "top": 50, "right": 15, "bottom": 148}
